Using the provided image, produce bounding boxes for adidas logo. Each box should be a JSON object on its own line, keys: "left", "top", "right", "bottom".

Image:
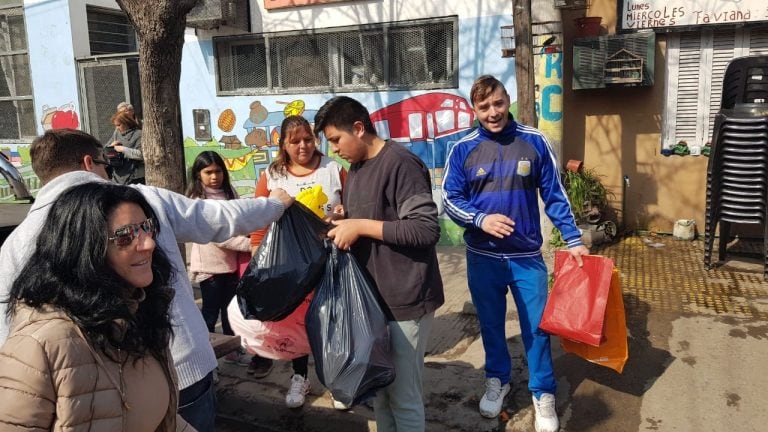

{"left": 476, "top": 167, "right": 487, "bottom": 177}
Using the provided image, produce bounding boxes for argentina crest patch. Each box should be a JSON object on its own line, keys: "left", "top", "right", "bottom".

{"left": 517, "top": 159, "right": 531, "bottom": 177}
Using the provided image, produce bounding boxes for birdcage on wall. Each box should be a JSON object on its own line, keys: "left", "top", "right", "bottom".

{"left": 604, "top": 48, "right": 643, "bottom": 85}
{"left": 501, "top": 25, "right": 515, "bottom": 58}
{"left": 554, "top": 0, "right": 589, "bottom": 9}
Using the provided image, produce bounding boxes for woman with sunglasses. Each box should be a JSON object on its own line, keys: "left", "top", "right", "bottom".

{"left": 0, "top": 182, "right": 194, "bottom": 431}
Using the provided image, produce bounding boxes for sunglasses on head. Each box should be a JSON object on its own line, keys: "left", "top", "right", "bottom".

{"left": 92, "top": 157, "right": 115, "bottom": 180}
{"left": 109, "top": 218, "right": 157, "bottom": 248}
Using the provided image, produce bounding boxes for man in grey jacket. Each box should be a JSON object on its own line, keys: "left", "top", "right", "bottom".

{"left": 0, "top": 129, "right": 293, "bottom": 432}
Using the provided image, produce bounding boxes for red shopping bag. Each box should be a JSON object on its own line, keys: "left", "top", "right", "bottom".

{"left": 560, "top": 268, "right": 628, "bottom": 373}
{"left": 539, "top": 251, "right": 613, "bottom": 347}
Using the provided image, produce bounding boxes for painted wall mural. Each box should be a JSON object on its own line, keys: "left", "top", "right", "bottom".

{"left": 0, "top": 146, "right": 37, "bottom": 201}
{"left": 183, "top": 92, "right": 477, "bottom": 245}
{"left": 534, "top": 36, "right": 564, "bottom": 154}
{"left": 40, "top": 102, "right": 80, "bottom": 131}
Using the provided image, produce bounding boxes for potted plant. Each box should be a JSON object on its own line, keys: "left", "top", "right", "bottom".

{"left": 550, "top": 162, "right": 614, "bottom": 247}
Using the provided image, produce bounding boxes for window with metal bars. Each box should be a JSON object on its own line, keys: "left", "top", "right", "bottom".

{"left": 0, "top": 2, "right": 35, "bottom": 141}
{"left": 86, "top": 6, "right": 137, "bottom": 55}
{"left": 214, "top": 16, "right": 458, "bottom": 95}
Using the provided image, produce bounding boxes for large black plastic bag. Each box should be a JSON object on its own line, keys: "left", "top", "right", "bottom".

{"left": 237, "top": 203, "right": 329, "bottom": 322}
{"left": 306, "top": 244, "right": 395, "bottom": 407}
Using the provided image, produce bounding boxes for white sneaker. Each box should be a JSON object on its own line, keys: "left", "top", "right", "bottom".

{"left": 532, "top": 393, "right": 559, "bottom": 432}
{"left": 479, "top": 377, "right": 510, "bottom": 418}
{"left": 285, "top": 374, "right": 310, "bottom": 408}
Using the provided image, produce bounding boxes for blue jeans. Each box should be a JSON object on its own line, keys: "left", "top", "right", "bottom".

{"left": 178, "top": 371, "right": 217, "bottom": 432}
{"left": 466, "top": 251, "right": 556, "bottom": 398}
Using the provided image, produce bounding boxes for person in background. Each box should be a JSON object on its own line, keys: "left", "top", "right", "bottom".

{"left": 0, "top": 183, "right": 193, "bottom": 431}
{"left": 246, "top": 115, "right": 346, "bottom": 409}
{"left": 108, "top": 110, "right": 145, "bottom": 185}
{"left": 442, "top": 75, "right": 588, "bottom": 432}
{"left": 117, "top": 101, "right": 135, "bottom": 116}
{"left": 116, "top": 101, "right": 141, "bottom": 128}
{"left": 315, "top": 96, "right": 444, "bottom": 431}
{"left": 186, "top": 151, "right": 251, "bottom": 364}
{"left": 0, "top": 129, "right": 293, "bottom": 432}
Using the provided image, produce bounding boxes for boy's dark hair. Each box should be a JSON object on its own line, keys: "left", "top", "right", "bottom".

{"left": 6, "top": 182, "right": 175, "bottom": 364}
{"left": 186, "top": 150, "right": 237, "bottom": 200}
{"left": 30, "top": 129, "right": 104, "bottom": 184}
{"left": 469, "top": 75, "right": 509, "bottom": 105}
{"left": 314, "top": 96, "right": 377, "bottom": 137}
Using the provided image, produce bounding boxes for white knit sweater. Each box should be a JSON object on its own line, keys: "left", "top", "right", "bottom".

{"left": 0, "top": 171, "right": 285, "bottom": 389}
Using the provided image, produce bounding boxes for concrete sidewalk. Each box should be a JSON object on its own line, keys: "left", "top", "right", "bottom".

{"left": 212, "top": 239, "right": 768, "bottom": 432}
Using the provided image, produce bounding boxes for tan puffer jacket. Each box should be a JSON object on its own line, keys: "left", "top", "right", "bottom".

{"left": 0, "top": 305, "right": 193, "bottom": 432}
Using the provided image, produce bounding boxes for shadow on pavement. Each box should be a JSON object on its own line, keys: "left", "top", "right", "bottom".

{"left": 555, "top": 293, "right": 675, "bottom": 431}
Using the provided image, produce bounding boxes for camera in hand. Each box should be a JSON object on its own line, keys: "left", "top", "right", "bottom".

{"left": 104, "top": 147, "right": 125, "bottom": 168}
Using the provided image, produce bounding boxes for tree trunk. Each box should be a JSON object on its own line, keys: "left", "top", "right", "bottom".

{"left": 116, "top": 0, "right": 199, "bottom": 193}
{"left": 512, "top": 0, "right": 535, "bottom": 127}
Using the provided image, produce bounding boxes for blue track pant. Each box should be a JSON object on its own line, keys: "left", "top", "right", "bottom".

{"left": 466, "top": 251, "right": 556, "bottom": 397}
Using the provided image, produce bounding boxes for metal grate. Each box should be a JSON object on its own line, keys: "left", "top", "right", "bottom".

{"left": 388, "top": 21, "right": 455, "bottom": 87}
{"left": 270, "top": 33, "right": 330, "bottom": 89}
{"left": 86, "top": 6, "right": 137, "bottom": 55}
{"left": 217, "top": 40, "right": 269, "bottom": 91}
{"left": 0, "top": 5, "right": 34, "bottom": 140}
{"left": 0, "top": 99, "right": 34, "bottom": 139}
{"left": 78, "top": 57, "right": 140, "bottom": 145}
{"left": 214, "top": 16, "right": 458, "bottom": 95}
{"left": 338, "top": 30, "right": 385, "bottom": 87}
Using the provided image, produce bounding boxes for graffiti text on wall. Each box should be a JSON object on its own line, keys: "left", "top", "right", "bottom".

{"left": 621, "top": 0, "right": 768, "bottom": 30}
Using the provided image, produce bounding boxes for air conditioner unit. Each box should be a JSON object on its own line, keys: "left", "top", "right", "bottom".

{"left": 555, "top": 0, "right": 588, "bottom": 9}
{"left": 187, "top": 0, "right": 250, "bottom": 32}
{"left": 573, "top": 32, "right": 655, "bottom": 90}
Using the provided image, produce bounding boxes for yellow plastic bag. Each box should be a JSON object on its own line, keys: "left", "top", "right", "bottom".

{"left": 295, "top": 185, "right": 328, "bottom": 219}
{"left": 560, "top": 268, "right": 628, "bottom": 373}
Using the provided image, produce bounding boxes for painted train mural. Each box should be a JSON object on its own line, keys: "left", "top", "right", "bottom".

{"left": 183, "top": 92, "right": 476, "bottom": 245}
{"left": 186, "top": 92, "right": 474, "bottom": 189}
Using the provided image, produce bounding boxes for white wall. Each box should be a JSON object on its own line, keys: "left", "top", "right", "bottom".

{"left": 24, "top": 0, "right": 81, "bottom": 135}
{"left": 250, "top": 0, "right": 511, "bottom": 33}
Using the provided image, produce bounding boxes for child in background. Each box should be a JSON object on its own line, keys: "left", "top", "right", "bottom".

{"left": 248, "top": 115, "right": 346, "bottom": 409}
{"left": 187, "top": 151, "right": 251, "bottom": 364}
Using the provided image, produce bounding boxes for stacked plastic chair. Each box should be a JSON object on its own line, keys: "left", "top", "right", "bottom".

{"left": 704, "top": 55, "right": 768, "bottom": 280}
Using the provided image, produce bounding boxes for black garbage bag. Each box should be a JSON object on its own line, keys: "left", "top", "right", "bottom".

{"left": 306, "top": 244, "right": 395, "bottom": 407}
{"left": 237, "top": 202, "right": 329, "bottom": 322}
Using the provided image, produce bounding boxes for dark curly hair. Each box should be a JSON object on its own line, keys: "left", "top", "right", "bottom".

{"left": 5, "top": 182, "right": 175, "bottom": 363}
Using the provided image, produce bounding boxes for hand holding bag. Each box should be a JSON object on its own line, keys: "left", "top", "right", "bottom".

{"left": 539, "top": 251, "right": 614, "bottom": 346}
{"left": 236, "top": 203, "right": 329, "bottom": 321}
{"left": 306, "top": 244, "right": 395, "bottom": 407}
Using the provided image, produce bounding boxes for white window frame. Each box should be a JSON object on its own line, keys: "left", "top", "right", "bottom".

{"left": 0, "top": 2, "right": 35, "bottom": 143}
{"left": 213, "top": 16, "right": 459, "bottom": 96}
{"left": 662, "top": 27, "right": 768, "bottom": 150}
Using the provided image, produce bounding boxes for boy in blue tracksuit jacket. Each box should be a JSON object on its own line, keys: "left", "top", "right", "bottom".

{"left": 442, "top": 75, "right": 588, "bottom": 431}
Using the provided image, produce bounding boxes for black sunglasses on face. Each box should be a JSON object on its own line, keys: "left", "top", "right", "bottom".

{"left": 93, "top": 158, "right": 114, "bottom": 180}
{"left": 109, "top": 218, "right": 157, "bottom": 248}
